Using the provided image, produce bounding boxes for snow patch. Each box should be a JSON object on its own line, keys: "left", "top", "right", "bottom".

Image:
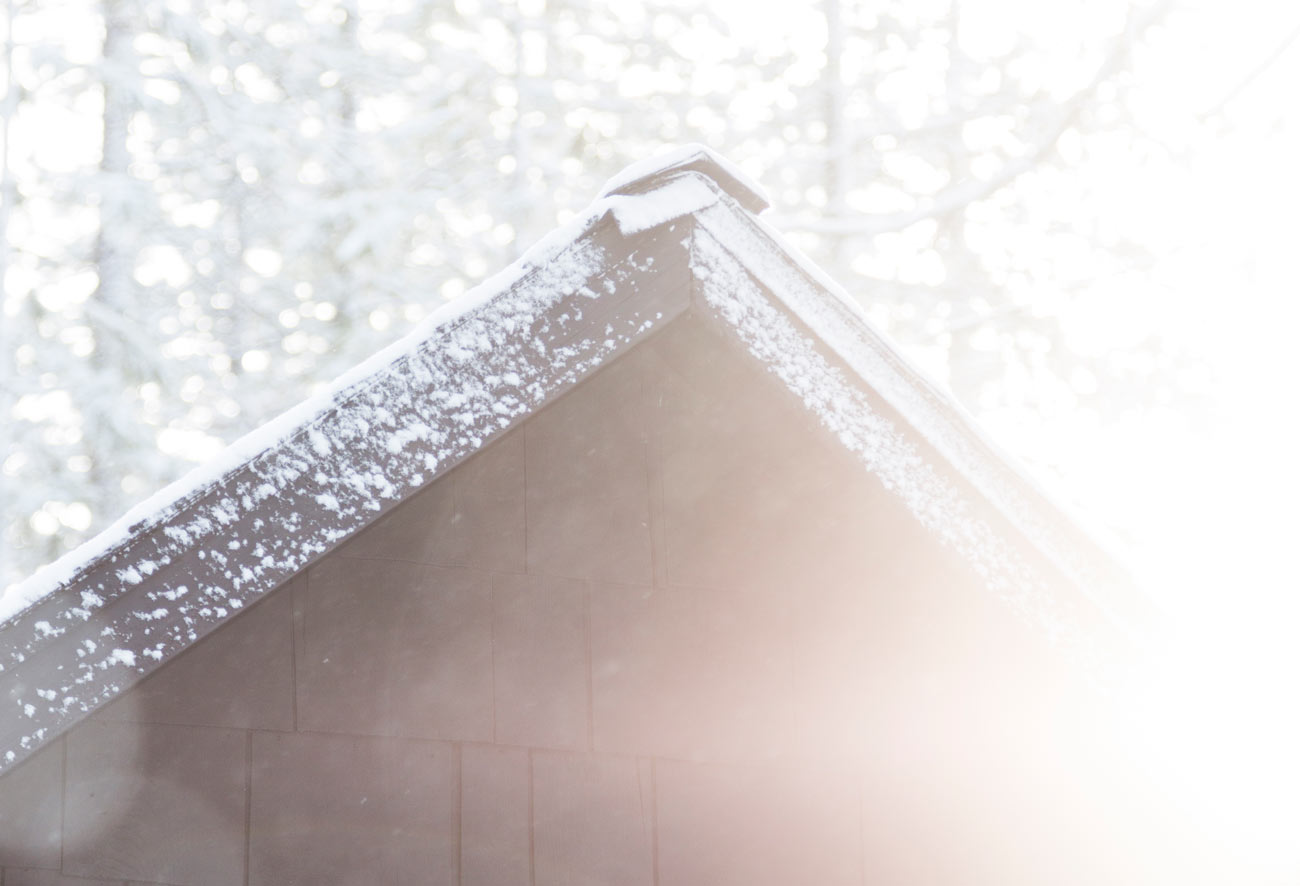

{"left": 307, "top": 428, "right": 332, "bottom": 456}
{"left": 0, "top": 168, "right": 713, "bottom": 628}
{"left": 599, "top": 142, "right": 770, "bottom": 208}
{"left": 691, "top": 208, "right": 1125, "bottom": 676}
{"left": 606, "top": 175, "right": 718, "bottom": 236}
{"left": 107, "top": 649, "right": 136, "bottom": 668}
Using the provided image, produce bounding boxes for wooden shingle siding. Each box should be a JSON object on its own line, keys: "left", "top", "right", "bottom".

{"left": 0, "top": 739, "right": 63, "bottom": 869}
{"left": 1, "top": 151, "right": 1148, "bottom": 787}
{"left": 0, "top": 315, "right": 1139, "bottom": 885}
{"left": 331, "top": 430, "right": 527, "bottom": 572}
{"left": 531, "top": 751, "right": 655, "bottom": 886}
{"left": 295, "top": 560, "right": 495, "bottom": 742}
{"left": 92, "top": 589, "right": 294, "bottom": 733}
{"left": 655, "top": 759, "right": 862, "bottom": 886}
{"left": 490, "top": 573, "right": 589, "bottom": 751}
{"left": 3, "top": 869, "right": 129, "bottom": 885}
{"left": 523, "top": 352, "right": 656, "bottom": 585}
{"left": 63, "top": 721, "right": 246, "bottom": 885}
{"left": 459, "top": 745, "right": 530, "bottom": 886}
{"left": 246, "top": 732, "right": 458, "bottom": 884}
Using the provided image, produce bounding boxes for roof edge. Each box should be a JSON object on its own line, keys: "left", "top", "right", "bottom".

{"left": 0, "top": 168, "right": 720, "bottom": 627}
{"left": 0, "top": 207, "right": 696, "bottom": 774}
{"left": 687, "top": 192, "right": 1150, "bottom": 681}
{"left": 0, "top": 145, "right": 1150, "bottom": 774}
{"left": 601, "top": 143, "right": 770, "bottom": 215}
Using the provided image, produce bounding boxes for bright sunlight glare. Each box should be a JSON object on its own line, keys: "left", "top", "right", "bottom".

{"left": 4, "top": 0, "right": 1300, "bottom": 875}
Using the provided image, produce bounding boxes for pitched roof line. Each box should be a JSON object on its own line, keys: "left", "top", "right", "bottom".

{"left": 0, "top": 174, "right": 701, "bottom": 773}
{"left": 0, "top": 146, "right": 1143, "bottom": 774}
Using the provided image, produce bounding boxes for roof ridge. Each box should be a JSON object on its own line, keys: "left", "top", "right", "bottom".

{"left": 600, "top": 143, "right": 770, "bottom": 214}
{"left": 0, "top": 147, "right": 1142, "bottom": 775}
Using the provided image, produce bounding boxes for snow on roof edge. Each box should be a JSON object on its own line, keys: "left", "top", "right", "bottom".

{"left": 599, "top": 142, "right": 770, "bottom": 210}
{"left": 746, "top": 206, "right": 1138, "bottom": 571}
{"left": 694, "top": 200, "right": 1148, "bottom": 630}
{"left": 0, "top": 169, "right": 720, "bottom": 626}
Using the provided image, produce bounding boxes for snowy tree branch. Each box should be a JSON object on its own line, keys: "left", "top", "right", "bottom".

{"left": 772, "top": 2, "right": 1169, "bottom": 238}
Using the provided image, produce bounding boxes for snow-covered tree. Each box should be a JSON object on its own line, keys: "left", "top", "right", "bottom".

{"left": 1, "top": 0, "right": 1205, "bottom": 589}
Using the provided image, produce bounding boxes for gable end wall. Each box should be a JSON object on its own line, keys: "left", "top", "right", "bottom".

{"left": 0, "top": 316, "right": 1166, "bottom": 886}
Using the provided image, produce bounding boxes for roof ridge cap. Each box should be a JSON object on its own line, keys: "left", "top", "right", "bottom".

{"left": 601, "top": 144, "right": 770, "bottom": 215}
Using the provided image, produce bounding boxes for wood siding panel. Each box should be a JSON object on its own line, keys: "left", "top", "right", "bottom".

{"left": 295, "top": 559, "right": 493, "bottom": 741}
{"left": 491, "top": 573, "right": 589, "bottom": 750}
{"left": 334, "top": 430, "right": 526, "bottom": 572}
{"left": 531, "top": 751, "right": 654, "bottom": 886}
{"left": 656, "top": 759, "right": 861, "bottom": 886}
{"left": 460, "top": 745, "right": 531, "bottom": 886}
{"left": 2, "top": 869, "right": 129, "bottom": 886}
{"left": 524, "top": 351, "right": 654, "bottom": 585}
{"left": 589, "top": 581, "right": 794, "bottom": 762}
{"left": 94, "top": 589, "right": 293, "bottom": 732}
{"left": 0, "top": 215, "right": 691, "bottom": 776}
{"left": 247, "top": 732, "right": 456, "bottom": 886}
{"left": 0, "top": 315, "right": 1122, "bottom": 886}
{"left": 0, "top": 740, "right": 63, "bottom": 868}
{"left": 62, "top": 722, "right": 245, "bottom": 886}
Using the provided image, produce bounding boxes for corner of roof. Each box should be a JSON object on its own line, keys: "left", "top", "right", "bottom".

{"left": 601, "top": 143, "right": 770, "bottom": 215}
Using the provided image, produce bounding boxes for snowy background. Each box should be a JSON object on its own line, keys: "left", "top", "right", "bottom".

{"left": 1, "top": 0, "right": 1298, "bottom": 870}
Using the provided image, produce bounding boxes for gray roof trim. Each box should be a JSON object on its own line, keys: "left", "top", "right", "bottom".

{"left": 0, "top": 206, "right": 692, "bottom": 773}
{"left": 693, "top": 201, "right": 1148, "bottom": 624}
{"left": 0, "top": 147, "right": 1143, "bottom": 774}
{"left": 688, "top": 209, "right": 1144, "bottom": 679}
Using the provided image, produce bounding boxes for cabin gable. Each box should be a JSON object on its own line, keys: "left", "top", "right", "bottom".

{"left": 0, "top": 146, "right": 1177, "bottom": 885}
{"left": 0, "top": 315, "right": 1111, "bottom": 886}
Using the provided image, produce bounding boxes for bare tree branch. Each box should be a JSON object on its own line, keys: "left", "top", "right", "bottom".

{"left": 772, "top": 1, "right": 1170, "bottom": 238}
{"left": 1198, "top": 17, "right": 1300, "bottom": 121}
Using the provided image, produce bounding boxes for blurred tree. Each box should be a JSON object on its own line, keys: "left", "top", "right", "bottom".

{"left": 1, "top": 0, "right": 1199, "bottom": 589}
{"left": 771, "top": 0, "right": 1187, "bottom": 414}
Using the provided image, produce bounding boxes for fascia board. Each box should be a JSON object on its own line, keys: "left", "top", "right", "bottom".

{"left": 688, "top": 192, "right": 1148, "bottom": 682}
{"left": 0, "top": 209, "right": 692, "bottom": 774}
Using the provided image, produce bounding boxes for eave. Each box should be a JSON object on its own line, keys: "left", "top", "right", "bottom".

{"left": 0, "top": 147, "right": 1146, "bottom": 774}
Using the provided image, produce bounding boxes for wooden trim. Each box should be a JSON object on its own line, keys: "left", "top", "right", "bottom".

{"left": 0, "top": 214, "right": 692, "bottom": 774}
{"left": 0, "top": 158, "right": 1145, "bottom": 773}
{"left": 697, "top": 202, "right": 1149, "bottom": 620}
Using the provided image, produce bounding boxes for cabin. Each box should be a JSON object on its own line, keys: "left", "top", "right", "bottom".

{"left": 0, "top": 147, "right": 1185, "bottom": 885}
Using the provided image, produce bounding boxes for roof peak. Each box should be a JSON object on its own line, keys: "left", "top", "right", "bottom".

{"left": 601, "top": 143, "right": 770, "bottom": 215}
{"left": 0, "top": 147, "right": 1143, "bottom": 775}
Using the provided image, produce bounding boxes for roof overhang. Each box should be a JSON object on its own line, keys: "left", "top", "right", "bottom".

{"left": 0, "top": 146, "right": 1148, "bottom": 773}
